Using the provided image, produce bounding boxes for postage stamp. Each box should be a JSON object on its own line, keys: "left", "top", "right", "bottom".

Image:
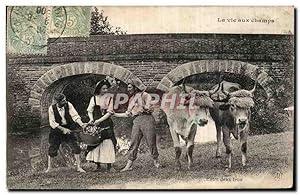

{"left": 7, "top": 6, "right": 67, "bottom": 55}
{"left": 50, "top": 6, "right": 91, "bottom": 38}
{"left": 7, "top": 6, "right": 91, "bottom": 55}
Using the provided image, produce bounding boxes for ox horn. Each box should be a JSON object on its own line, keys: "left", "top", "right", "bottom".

{"left": 209, "top": 81, "right": 221, "bottom": 96}
{"left": 209, "top": 72, "right": 223, "bottom": 96}
{"left": 181, "top": 77, "right": 188, "bottom": 93}
{"left": 249, "top": 79, "right": 257, "bottom": 95}
{"left": 221, "top": 82, "right": 230, "bottom": 97}
{"left": 249, "top": 69, "right": 259, "bottom": 95}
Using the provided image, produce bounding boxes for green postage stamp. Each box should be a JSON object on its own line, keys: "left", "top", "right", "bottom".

{"left": 7, "top": 6, "right": 91, "bottom": 55}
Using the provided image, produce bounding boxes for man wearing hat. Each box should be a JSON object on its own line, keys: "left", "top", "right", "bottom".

{"left": 114, "top": 82, "right": 160, "bottom": 172}
{"left": 46, "top": 93, "right": 86, "bottom": 173}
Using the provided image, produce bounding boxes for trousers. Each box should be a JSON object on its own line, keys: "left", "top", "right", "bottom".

{"left": 127, "top": 114, "right": 159, "bottom": 161}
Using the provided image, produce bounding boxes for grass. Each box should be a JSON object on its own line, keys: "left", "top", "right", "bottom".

{"left": 7, "top": 131, "right": 294, "bottom": 190}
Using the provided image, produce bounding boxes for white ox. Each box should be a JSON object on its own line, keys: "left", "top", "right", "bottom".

{"left": 161, "top": 84, "right": 219, "bottom": 170}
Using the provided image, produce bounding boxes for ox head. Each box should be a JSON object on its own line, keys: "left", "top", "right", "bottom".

{"left": 180, "top": 78, "right": 221, "bottom": 127}
{"left": 220, "top": 82, "right": 256, "bottom": 139}
{"left": 187, "top": 90, "right": 215, "bottom": 127}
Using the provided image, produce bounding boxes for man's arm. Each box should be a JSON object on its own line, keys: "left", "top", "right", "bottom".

{"left": 49, "top": 106, "right": 60, "bottom": 129}
{"left": 114, "top": 94, "right": 136, "bottom": 118}
{"left": 68, "top": 102, "right": 85, "bottom": 128}
{"left": 113, "top": 111, "right": 131, "bottom": 118}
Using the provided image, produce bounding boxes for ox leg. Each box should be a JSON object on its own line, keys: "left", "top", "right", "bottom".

{"left": 240, "top": 131, "right": 248, "bottom": 167}
{"left": 187, "top": 125, "right": 197, "bottom": 170}
{"left": 216, "top": 126, "right": 222, "bottom": 158}
{"left": 187, "top": 145, "right": 194, "bottom": 170}
{"left": 175, "top": 147, "right": 182, "bottom": 170}
{"left": 222, "top": 128, "right": 233, "bottom": 169}
{"left": 169, "top": 128, "right": 182, "bottom": 170}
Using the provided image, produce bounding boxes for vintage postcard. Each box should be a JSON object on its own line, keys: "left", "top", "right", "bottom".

{"left": 6, "top": 6, "right": 295, "bottom": 190}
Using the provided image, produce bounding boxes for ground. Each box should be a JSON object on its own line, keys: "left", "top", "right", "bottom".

{"left": 7, "top": 131, "right": 294, "bottom": 190}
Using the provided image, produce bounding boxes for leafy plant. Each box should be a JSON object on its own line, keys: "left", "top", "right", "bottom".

{"left": 90, "top": 7, "right": 126, "bottom": 35}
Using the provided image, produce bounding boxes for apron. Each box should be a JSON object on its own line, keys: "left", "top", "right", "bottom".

{"left": 80, "top": 96, "right": 117, "bottom": 151}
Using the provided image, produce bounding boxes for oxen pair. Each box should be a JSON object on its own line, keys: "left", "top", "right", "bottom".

{"left": 162, "top": 79, "right": 256, "bottom": 170}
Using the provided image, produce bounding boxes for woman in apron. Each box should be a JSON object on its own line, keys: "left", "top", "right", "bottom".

{"left": 85, "top": 79, "right": 117, "bottom": 172}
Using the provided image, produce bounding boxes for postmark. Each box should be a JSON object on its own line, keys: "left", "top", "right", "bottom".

{"left": 7, "top": 6, "right": 67, "bottom": 54}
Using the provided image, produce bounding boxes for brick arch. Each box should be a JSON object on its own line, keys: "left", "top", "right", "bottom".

{"left": 157, "top": 60, "right": 274, "bottom": 98}
{"left": 28, "top": 61, "right": 146, "bottom": 125}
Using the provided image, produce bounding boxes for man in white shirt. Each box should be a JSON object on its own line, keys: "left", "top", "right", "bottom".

{"left": 114, "top": 83, "right": 160, "bottom": 172}
{"left": 46, "top": 93, "right": 86, "bottom": 173}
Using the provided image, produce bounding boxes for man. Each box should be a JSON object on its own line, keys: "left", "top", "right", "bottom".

{"left": 46, "top": 93, "right": 86, "bottom": 173}
{"left": 114, "top": 83, "right": 160, "bottom": 172}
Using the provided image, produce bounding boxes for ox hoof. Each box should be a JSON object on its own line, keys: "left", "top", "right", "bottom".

{"left": 187, "top": 161, "right": 193, "bottom": 170}
{"left": 45, "top": 168, "right": 52, "bottom": 173}
{"left": 215, "top": 151, "right": 221, "bottom": 158}
{"left": 175, "top": 167, "right": 182, "bottom": 172}
{"left": 225, "top": 165, "right": 231, "bottom": 171}
{"left": 175, "top": 164, "right": 182, "bottom": 171}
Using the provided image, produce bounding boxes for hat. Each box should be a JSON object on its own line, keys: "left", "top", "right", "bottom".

{"left": 54, "top": 93, "right": 66, "bottom": 102}
{"left": 94, "top": 79, "right": 112, "bottom": 95}
{"left": 127, "top": 79, "right": 144, "bottom": 92}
